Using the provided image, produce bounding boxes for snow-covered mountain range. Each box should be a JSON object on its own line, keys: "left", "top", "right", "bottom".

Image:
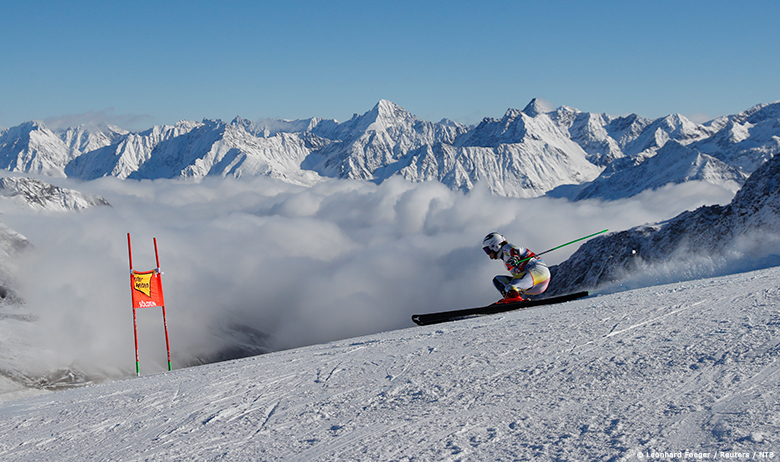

{"left": 1, "top": 99, "right": 778, "bottom": 198}
{"left": 0, "top": 176, "right": 110, "bottom": 212}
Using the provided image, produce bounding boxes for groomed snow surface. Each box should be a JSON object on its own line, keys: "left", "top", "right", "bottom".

{"left": 1, "top": 267, "right": 779, "bottom": 461}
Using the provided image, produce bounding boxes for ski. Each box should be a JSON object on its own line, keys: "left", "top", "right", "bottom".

{"left": 411, "top": 291, "right": 589, "bottom": 326}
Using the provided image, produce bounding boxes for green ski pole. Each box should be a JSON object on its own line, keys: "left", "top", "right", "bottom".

{"left": 518, "top": 229, "right": 609, "bottom": 264}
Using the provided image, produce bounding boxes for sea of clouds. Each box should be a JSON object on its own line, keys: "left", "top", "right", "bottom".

{"left": 0, "top": 175, "right": 737, "bottom": 379}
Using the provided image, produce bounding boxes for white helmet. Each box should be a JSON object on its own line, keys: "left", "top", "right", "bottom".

{"left": 482, "top": 232, "right": 506, "bottom": 253}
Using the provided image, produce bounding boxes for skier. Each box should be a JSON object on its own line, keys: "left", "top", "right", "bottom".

{"left": 482, "top": 232, "right": 550, "bottom": 303}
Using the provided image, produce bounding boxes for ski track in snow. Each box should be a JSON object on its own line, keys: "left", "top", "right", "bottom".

{"left": 1, "top": 268, "right": 779, "bottom": 460}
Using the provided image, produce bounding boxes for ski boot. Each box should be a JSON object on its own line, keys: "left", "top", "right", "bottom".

{"left": 496, "top": 289, "right": 525, "bottom": 304}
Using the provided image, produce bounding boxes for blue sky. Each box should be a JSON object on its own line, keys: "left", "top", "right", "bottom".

{"left": 2, "top": 0, "right": 778, "bottom": 130}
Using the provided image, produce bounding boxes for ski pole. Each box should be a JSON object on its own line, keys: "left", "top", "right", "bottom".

{"left": 519, "top": 229, "right": 608, "bottom": 263}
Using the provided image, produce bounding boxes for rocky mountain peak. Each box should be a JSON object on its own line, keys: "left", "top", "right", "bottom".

{"left": 0, "top": 176, "right": 111, "bottom": 211}
{"left": 522, "top": 98, "right": 552, "bottom": 118}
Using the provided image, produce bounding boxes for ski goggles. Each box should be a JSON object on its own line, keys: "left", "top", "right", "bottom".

{"left": 483, "top": 247, "right": 495, "bottom": 256}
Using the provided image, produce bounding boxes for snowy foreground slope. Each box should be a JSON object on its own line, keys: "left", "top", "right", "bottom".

{"left": 1, "top": 267, "right": 779, "bottom": 460}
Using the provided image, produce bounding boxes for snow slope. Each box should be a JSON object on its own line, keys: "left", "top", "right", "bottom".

{"left": 1, "top": 266, "right": 778, "bottom": 461}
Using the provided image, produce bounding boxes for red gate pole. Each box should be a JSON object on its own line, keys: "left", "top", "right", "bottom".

{"left": 128, "top": 233, "right": 141, "bottom": 377}
{"left": 154, "top": 237, "right": 173, "bottom": 372}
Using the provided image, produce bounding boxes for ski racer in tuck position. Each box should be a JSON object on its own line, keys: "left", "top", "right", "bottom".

{"left": 482, "top": 232, "right": 550, "bottom": 303}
